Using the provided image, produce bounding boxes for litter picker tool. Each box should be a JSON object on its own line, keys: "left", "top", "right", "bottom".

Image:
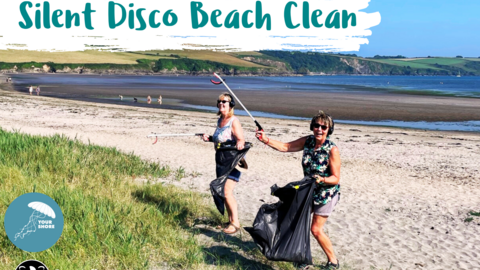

{"left": 147, "top": 133, "right": 212, "bottom": 145}
{"left": 210, "top": 73, "right": 264, "bottom": 132}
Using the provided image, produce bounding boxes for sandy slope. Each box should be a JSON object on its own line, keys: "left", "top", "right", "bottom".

{"left": 1, "top": 89, "right": 479, "bottom": 270}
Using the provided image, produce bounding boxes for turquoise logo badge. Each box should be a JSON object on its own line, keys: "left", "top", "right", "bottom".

{"left": 4, "top": 193, "right": 64, "bottom": 252}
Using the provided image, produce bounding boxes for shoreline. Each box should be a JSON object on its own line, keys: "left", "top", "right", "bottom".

{"left": 3, "top": 71, "right": 480, "bottom": 79}
{"left": 1, "top": 89, "right": 479, "bottom": 270}
{"left": 4, "top": 73, "right": 480, "bottom": 125}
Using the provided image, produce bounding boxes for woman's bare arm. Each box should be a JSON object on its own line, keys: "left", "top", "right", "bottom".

{"left": 256, "top": 130, "right": 307, "bottom": 152}
{"left": 232, "top": 117, "right": 245, "bottom": 150}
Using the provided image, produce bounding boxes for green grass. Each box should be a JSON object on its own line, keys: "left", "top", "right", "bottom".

{"left": 0, "top": 59, "right": 154, "bottom": 72}
{"left": 409, "top": 58, "right": 466, "bottom": 66}
{"left": 152, "top": 58, "right": 259, "bottom": 73}
{"left": 132, "top": 50, "right": 265, "bottom": 68}
{"left": 368, "top": 59, "right": 443, "bottom": 70}
{"left": 0, "top": 129, "right": 229, "bottom": 269}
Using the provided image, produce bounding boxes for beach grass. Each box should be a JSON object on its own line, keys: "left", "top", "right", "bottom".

{"left": 0, "top": 129, "right": 223, "bottom": 269}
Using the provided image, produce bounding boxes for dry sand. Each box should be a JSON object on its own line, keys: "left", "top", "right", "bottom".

{"left": 1, "top": 88, "right": 480, "bottom": 270}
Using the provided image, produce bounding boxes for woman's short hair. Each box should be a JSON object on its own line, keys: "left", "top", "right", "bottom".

{"left": 310, "top": 110, "right": 334, "bottom": 135}
{"left": 217, "top": 92, "right": 235, "bottom": 117}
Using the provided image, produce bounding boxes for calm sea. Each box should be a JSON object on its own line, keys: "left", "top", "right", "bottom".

{"left": 8, "top": 74, "right": 480, "bottom": 132}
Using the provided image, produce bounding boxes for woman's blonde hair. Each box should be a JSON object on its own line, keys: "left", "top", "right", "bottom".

{"left": 217, "top": 92, "right": 234, "bottom": 117}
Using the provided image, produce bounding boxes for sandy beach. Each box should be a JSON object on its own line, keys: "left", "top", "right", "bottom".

{"left": 1, "top": 87, "right": 480, "bottom": 270}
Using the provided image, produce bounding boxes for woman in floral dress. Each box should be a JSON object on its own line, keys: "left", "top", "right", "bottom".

{"left": 256, "top": 111, "right": 340, "bottom": 270}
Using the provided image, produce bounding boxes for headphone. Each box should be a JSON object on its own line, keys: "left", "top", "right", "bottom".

{"left": 217, "top": 93, "right": 236, "bottom": 108}
{"left": 310, "top": 113, "right": 334, "bottom": 136}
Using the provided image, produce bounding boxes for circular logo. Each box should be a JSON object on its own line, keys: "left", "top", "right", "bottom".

{"left": 15, "top": 259, "right": 49, "bottom": 270}
{"left": 4, "top": 193, "right": 64, "bottom": 252}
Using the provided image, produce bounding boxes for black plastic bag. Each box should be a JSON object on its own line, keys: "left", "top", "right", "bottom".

{"left": 244, "top": 177, "right": 316, "bottom": 265}
{"left": 210, "top": 142, "right": 252, "bottom": 215}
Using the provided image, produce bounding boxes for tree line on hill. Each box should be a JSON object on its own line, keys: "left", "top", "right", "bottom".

{"left": 1, "top": 51, "right": 479, "bottom": 76}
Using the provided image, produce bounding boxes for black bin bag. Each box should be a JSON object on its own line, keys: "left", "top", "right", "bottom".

{"left": 244, "top": 177, "right": 316, "bottom": 265}
{"left": 210, "top": 142, "right": 252, "bottom": 215}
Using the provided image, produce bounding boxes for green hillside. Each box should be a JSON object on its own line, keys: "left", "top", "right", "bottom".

{"left": 255, "top": 51, "right": 480, "bottom": 75}
{"left": 0, "top": 49, "right": 479, "bottom": 76}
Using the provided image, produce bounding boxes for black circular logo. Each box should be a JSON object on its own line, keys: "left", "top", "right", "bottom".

{"left": 15, "top": 259, "right": 48, "bottom": 270}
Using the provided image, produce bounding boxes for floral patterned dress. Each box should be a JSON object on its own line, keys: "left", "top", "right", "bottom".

{"left": 302, "top": 135, "right": 340, "bottom": 205}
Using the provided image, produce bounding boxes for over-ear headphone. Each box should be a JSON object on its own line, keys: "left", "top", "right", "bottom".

{"left": 217, "top": 93, "right": 235, "bottom": 108}
{"left": 310, "top": 113, "right": 334, "bottom": 136}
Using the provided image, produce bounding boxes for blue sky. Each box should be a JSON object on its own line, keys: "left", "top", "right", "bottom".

{"left": 352, "top": 0, "right": 480, "bottom": 57}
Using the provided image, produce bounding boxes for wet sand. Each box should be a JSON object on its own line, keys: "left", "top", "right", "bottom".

{"left": 1, "top": 87, "right": 480, "bottom": 270}
{"left": 6, "top": 75, "right": 480, "bottom": 122}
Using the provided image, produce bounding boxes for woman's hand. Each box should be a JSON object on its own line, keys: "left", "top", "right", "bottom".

{"left": 255, "top": 129, "right": 268, "bottom": 144}
{"left": 314, "top": 175, "right": 325, "bottom": 184}
{"left": 236, "top": 140, "right": 245, "bottom": 150}
{"left": 201, "top": 134, "right": 210, "bottom": 142}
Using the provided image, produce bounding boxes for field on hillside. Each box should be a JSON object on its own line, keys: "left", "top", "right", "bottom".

{"left": 1, "top": 49, "right": 479, "bottom": 75}
{"left": 369, "top": 57, "right": 480, "bottom": 71}
{"left": 369, "top": 58, "right": 443, "bottom": 70}
{"left": 0, "top": 50, "right": 167, "bottom": 64}
{"left": 0, "top": 49, "right": 266, "bottom": 68}
{"left": 133, "top": 50, "right": 266, "bottom": 68}
{"left": 409, "top": 58, "right": 466, "bottom": 65}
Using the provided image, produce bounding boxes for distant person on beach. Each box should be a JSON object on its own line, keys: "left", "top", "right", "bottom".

{"left": 119, "top": 95, "right": 123, "bottom": 100}
{"left": 202, "top": 92, "right": 245, "bottom": 234}
{"left": 256, "top": 111, "right": 341, "bottom": 270}
{"left": 133, "top": 98, "right": 138, "bottom": 103}
{"left": 158, "top": 95, "right": 162, "bottom": 105}
{"left": 36, "top": 86, "right": 40, "bottom": 96}
{"left": 29, "top": 85, "right": 33, "bottom": 95}
{"left": 147, "top": 95, "right": 152, "bottom": 104}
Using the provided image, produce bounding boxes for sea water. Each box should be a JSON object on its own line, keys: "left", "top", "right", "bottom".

{"left": 9, "top": 74, "right": 480, "bottom": 132}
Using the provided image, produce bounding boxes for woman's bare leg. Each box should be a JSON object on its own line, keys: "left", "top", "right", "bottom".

{"left": 311, "top": 215, "right": 338, "bottom": 264}
{"left": 223, "top": 179, "right": 239, "bottom": 232}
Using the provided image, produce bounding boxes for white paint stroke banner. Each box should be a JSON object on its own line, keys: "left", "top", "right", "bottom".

{"left": 0, "top": 0, "right": 381, "bottom": 52}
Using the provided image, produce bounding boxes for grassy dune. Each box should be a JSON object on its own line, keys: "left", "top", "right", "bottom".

{"left": 0, "top": 129, "right": 219, "bottom": 269}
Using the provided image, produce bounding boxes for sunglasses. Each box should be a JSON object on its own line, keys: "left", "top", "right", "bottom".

{"left": 217, "top": 100, "right": 229, "bottom": 104}
{"left": 312, "top": 123, "right": 329, "bottom": 130}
